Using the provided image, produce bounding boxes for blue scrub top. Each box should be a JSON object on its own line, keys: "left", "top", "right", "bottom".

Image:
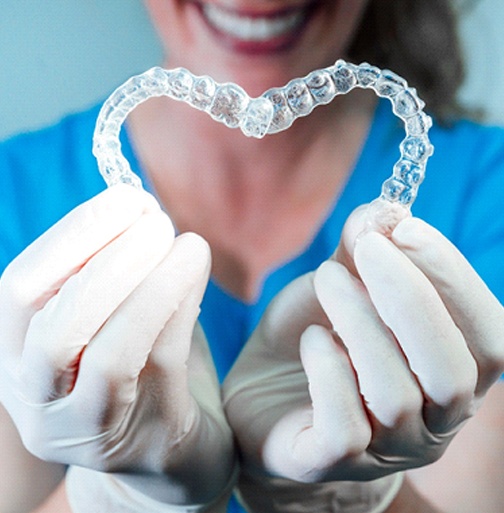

{"left": 1, "top": 99, "right": 504, "bottom": 380}
{"left": 1, "top": 99, "right": 504, "bottom": 512}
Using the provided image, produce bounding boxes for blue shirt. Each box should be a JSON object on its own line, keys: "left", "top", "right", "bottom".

{"left": 1, "top": 100, "right": 504, "bottom": 512}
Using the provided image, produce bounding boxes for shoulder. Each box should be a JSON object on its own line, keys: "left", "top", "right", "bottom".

{"left": 0, "top": 104, "right": 101, "bottom": 176}
{"left": 0, "top": 105, "right": 107, "bottom": 272}
{"left": 430, "top": 117, "right": 504, "bottom": 168}
{"left": 367, "top": 104, "right": 504, "bottom": 235}
{"left": 412, "top": 117, "right": 504, "bottom": 225}
{"left": 0, "top": 103, "right": 104, "bottom": 194}
{"left": 414, "top": 117, "right": 504, "bottom": 302}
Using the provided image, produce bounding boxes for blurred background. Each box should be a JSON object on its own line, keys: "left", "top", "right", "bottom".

{"left": 1, "top": 0, "right": 503, "bottom": 140}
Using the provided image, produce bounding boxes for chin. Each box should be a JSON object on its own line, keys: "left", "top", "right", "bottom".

{"left": 183, "top": 2, "right": 343, "bottom": 84}
{"left": 161, "top": 0, "right": 364, "bottom": 95}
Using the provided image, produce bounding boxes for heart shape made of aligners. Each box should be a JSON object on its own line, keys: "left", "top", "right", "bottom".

{"left": 93, "top": 59, "right": 434, "bottom": 233}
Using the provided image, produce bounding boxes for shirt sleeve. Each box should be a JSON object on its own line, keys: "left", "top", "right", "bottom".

{"left": 0, "top": 106, "right": 105, "bottom": 277}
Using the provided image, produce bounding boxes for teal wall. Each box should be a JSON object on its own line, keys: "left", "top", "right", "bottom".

{"left": 0, "top": 0, "right": 503, "bottom": 140}
{"left": 457, "top": 0, "right": 504, "bottom": 124}
{"left": 0, "top": 0, "right": 161, "bottom": 139}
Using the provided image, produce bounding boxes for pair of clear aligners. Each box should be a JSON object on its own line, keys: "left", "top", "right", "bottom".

{"left": 93, "top": 60, "right": 434, "bottom": 216}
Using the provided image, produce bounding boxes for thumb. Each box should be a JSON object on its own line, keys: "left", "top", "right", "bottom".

{"left": 334, "top": 200, "right": 411, "bottom": 274}
{"left": 333, "top": 205, "right": 369, "bottom": 275}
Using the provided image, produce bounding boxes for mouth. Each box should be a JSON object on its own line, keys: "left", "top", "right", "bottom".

{"left": 197, "top": 2, "right": 317, "bottom": 54}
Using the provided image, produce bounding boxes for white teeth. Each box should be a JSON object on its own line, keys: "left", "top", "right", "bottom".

{"left": 202, "top": 4, "right": 304, "bottom": 41}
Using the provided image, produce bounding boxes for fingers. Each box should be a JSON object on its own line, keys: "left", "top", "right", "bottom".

{"left": 147, "top": 233, "right": 211, "bottom": 370}
{"left": 354, "top": 231, "right": 478, "bottom": 433}
{"left": 0, "top": 185, "right": 162, "bottom": 360}
{"left": 300, "top": 324, "right": 371, "bottom": 453}
{"left": 18, "top": 209, "right": 175, "bottom": 403}
{"left": 262, "top": 324, "right": 372, "bottom": 482}
{"left": 392, "top": 217, "right": 504, "bottom": 395}
{"left": 263, "top": 324, "right": 370, "bottom": 482}
{"left": 71, "top": 233, "right": 211, "bottom": 427}
{"left": 139, "top": 233, "right": 211, "bottom": 415}
{"left": 314, "top": 261, "right": 423, "bottom": 434}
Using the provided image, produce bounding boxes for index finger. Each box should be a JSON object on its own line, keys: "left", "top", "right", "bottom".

{"left": 392, "top": 217, "right": 504, "bottom": 395}
{"left": 0, "top": 185, "right": 164, "bottom": 359}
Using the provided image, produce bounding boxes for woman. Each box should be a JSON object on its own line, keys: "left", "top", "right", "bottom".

{"left": 0, "top": 0, "right": 503, "bottom": 512}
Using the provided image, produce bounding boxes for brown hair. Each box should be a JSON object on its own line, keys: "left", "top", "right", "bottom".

{"left": 348, "top": 0, "right": 468, "bottom": 123}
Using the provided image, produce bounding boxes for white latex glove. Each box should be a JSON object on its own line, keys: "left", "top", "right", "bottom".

{"left": 0, "top": 185, "right": 235, "bottom": 510}
{"left": 223, "top": 205, "right": 504, "bottom": 512}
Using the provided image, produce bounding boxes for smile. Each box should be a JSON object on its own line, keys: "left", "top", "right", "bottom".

{"left": 198, "top": 2, "right": 316, "bottom": 52}
{"left": 202, "top": 4, "right": 306, "bottom": 41}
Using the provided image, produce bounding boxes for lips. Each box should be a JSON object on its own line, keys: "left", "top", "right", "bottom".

{"left": 197, "top": 2, "right": 316, "bottom": 54}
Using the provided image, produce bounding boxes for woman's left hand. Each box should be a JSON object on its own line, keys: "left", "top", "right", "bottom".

{"left": 223, "top": 206, "right": 504, "bottom": 490}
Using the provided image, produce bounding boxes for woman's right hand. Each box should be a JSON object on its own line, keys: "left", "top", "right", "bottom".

{"left": 0, "top": 185, "right": 235, "bottom": 506}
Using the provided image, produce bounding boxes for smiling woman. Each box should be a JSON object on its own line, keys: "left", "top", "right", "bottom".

{"left": 1, "top": 0, "right": 503, "bottom": 139}
{"left": 1, "top": 2, "right": 504, "bottom": 513}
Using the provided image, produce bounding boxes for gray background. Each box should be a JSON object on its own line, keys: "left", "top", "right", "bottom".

{"left": 1, "top": 0, "right": 503, "bottom": 140}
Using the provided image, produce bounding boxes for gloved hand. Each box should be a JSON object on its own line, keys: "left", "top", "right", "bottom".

{"left": 223, "top": 205, "right": 504, "bottom": 512}
{"left": 0, "top": 185, "right": 235, "bottom": 510}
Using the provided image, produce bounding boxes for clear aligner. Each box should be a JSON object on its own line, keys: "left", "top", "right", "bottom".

{"left": 93, "top": 60, "right": 433, "bottom": 211}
